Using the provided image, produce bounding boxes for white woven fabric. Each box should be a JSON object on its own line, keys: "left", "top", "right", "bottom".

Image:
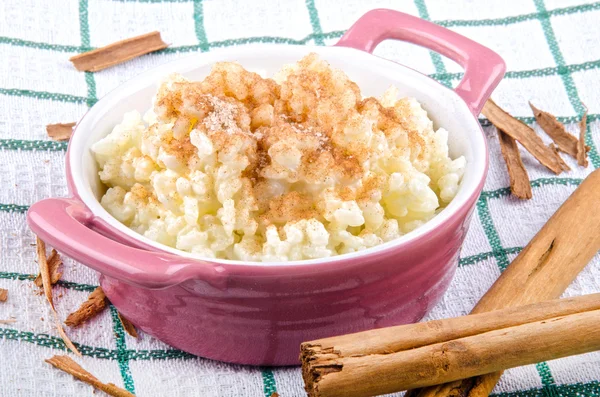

{"left": 1, "top": 0, "right": 599, "bottom": 396}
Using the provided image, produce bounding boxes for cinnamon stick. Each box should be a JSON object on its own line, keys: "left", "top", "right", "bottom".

{"left": 406, "top": 168, "right": 600, "bottom": 396}
{"left": 302, "top": 293, "right": 600, "bottom": 360}
{"left": 529, "top": 102, "right": 578, "bottom": 157}
{"left": 497, "top": 129, "right": 532, "bottom": 199}
{"left": 69, "top": 31, "right": 168, "bottom": 72}
{"left": 302, "top": 169, "right": 600, "bottom": 397}
{"left": 482, "top": 100, "right": 563, "bottom": 174}
{"left": 301, "top": 295, "right": 600, "bottom": 397}
{"left": 46, "top": 122, "right": 75, "bottom": 141}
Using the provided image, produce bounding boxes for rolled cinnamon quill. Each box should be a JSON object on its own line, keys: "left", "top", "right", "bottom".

{"left": 407, "top": 168, "right": 600, "bottom": 397}
{"left": 302, "top": 168, "right": 600, "bottom": 397}
{"left": 301, "top": 294, "right": 600, "bottom": 397}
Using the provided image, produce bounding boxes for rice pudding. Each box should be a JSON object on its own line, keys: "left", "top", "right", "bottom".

{"left": 92, "top": 54, "right": 465, "bottom": 261}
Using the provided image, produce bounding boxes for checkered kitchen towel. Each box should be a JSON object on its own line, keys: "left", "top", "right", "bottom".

{"left": 1, "top": 0, "right": 600, "bottom": 396}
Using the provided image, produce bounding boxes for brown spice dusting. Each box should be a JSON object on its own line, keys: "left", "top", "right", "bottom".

{"left": 129, "top": 183, "right": 159, "bottom": 206}
{"left": 46, "top": 122, "right": 76, "bottom": 141}
{"left": 497, "top": 129, "right": 532, "bottom": 199}
{"left": 117, "top": 312, "right": 138, "bottom": 338}
{"left": 70, "top": 31, "right": 168, "bottom": 72}
{"left": 65, "top": 287, "right": 108, "bottom": 328}
{"left": 529, "top": 102, "right": 579, "bottom": 158}
{"left": 45, "top": 355, "right": 134, "bottom": 397}
{"left": 482, "top": 99, "right": 564, "bottom": 174}
{"left": 358, "top": 97, "right": 424, "bottom": 160}
{"left": 203, "top": 95, "right": 245, "bottom": 135}
{"left": 0, "top": 288, "right": 7, "bottom": 302}
{"left": 357, "top": 174, "right": 386, "bottom": 202}
{"left": 155, "top": 56, "right": 405, "bottom": 225}
{"left": 0, "top": 319, "right": 16, "bottom": 324}
{"left": 34, "top": 249, "right": 62, "bottom": 288}
{"left": 338, "top": 186, "right": 356, "bottom": 201}
{"left": 161, "top": 131, "right": 197, "bottom": 165}
{"left": 577, "top": 108, "right": 589, "bottom": 167}
{"left": 332, "top": 147, "right": 362, "bottom": 181}
{"left": 261, "top": 191, "right": 319, "bottom": 225}
{"left": 137, "top": 54, "right": 454, "bottom": 233}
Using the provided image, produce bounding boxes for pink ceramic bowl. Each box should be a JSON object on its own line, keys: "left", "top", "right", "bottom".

{"left": 28, "top": 9, "right": 505, "bottom": 366}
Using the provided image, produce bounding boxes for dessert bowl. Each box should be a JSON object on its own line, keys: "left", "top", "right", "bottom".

{"left": 27, "top": 9, "right": 505, "bottom": 365}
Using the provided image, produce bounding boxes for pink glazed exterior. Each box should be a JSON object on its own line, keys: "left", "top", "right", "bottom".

{"left": 27, "top": 9, "right": 505, "bottom": 366}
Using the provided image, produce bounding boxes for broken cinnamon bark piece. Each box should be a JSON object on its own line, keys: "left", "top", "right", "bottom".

{"left": 34, "top": 236, "right": 81, "bottom": 356}
{"left": 70, "top": 31, "right": 168, "bottom": 72}
{"left": 529, "top": 102, "right": 578, "bottom": 158}
{"left": 549, "top": 143, "right": 570, "bottom": 171}
{"left": 45, "top": 355, "right": 134, "bottom": 397}
{"left": 34, "top": 249, "right": 62, "bottom": 288}
{"left": 46, "top": 123, "right": 76, "bottom": 141}
{"left": 117, "top": 312, "right": 138, "bottom": 338}
{"left": 482, "top": 100, "right": 564, "bottom": 174}
{"left": 65, "top": 287, "right": 108, "bottom": 328}
{"left": 54, "top": 312, "right": 81, "bottom": 356}
{"left": 497, "top": 129, "right": 532, "bottom": 199}
{"left": 36, "top": 237, "right": 55, "bottom": 310}
{"left": 577, "top": 109, "right": 589, "bottom": 167}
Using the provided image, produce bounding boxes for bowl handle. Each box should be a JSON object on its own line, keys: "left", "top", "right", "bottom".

{"left": 336, "top": 9, "right": 505, "bottom": 116}
{"left": 27, "top": 197, "right": 223, "bottom": 289}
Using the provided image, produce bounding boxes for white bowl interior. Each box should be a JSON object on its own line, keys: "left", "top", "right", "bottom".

{"left": 70, "top": 44, "right": 486, "bottom": 265}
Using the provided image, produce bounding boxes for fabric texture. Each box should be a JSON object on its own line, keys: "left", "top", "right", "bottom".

{"left": 1, "top": 0, "right": 600, "bottom": 396}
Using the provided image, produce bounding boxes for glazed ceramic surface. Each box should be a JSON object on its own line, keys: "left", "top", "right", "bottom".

{"left": 27, "top": 9, "right": 505, "bottom": 365}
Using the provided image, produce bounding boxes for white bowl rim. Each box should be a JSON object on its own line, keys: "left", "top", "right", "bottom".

{"left": 69, "top": 43, "right": 488, "bottom": 267}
